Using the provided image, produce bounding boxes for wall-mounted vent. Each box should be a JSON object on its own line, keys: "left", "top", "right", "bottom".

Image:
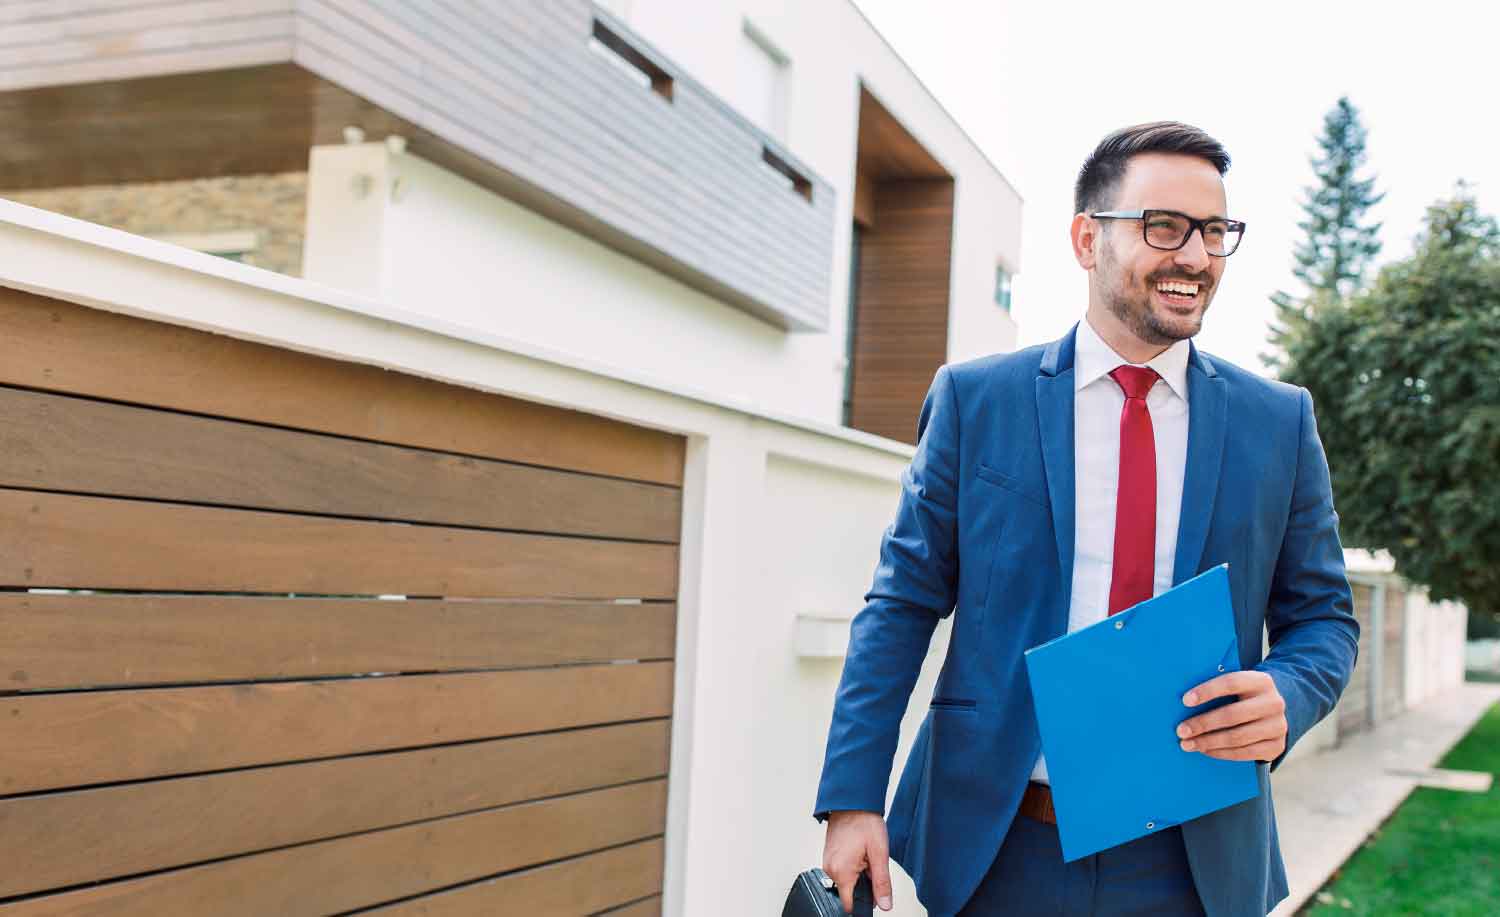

{"left": 760, "top": 146, "right": 812, "bottom": 202}
{"left": 589, "top": 19, "right": 673, "bottom": 101}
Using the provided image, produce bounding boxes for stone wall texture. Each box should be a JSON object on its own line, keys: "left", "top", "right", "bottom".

{"left": 1, "top": 172, "right": 308, "bottom": 277}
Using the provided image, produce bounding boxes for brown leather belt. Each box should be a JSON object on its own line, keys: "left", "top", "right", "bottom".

{"left": 1018, "top": 781, "right": 1057, "bottom": 825}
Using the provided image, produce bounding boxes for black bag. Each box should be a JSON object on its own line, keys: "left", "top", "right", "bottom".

{"left": 780, "top": 868, "right": 874, "bottom": 917}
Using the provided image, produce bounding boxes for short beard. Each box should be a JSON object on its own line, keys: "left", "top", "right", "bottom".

{"left": 1106, "top": 289, "right": 1199, "bottom": 346}
{"left": 1097, "top": 236, "right": 1204, "bottom": 345}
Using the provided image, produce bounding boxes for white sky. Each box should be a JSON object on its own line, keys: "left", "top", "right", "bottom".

{"left": 850, "top": 0, "right": 1499, "bottom": 375}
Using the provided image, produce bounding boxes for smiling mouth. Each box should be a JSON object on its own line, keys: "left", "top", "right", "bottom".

{"left": 1153, "top": 279, "right": 1203, "bottom": 307}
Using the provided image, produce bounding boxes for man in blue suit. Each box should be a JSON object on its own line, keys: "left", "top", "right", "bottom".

{"left": 814, "top": 123, "right": 1359, "bottom": 916}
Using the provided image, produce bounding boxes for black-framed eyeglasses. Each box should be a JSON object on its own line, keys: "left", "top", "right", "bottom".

{"left": 1091, "top": 209, "right": 1246, "bottom": 257}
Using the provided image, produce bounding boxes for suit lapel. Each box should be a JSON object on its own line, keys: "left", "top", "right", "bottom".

{"left": 1172, "top": 343, "right": 1228, "bottom": 585}
{"left": 1036, "top": 328, "right": 1078, "bottom": 611}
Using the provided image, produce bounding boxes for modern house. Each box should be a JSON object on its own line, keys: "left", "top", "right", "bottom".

{"left": 3, "top": 5, "right": 1465, "bottom": 916}
{"left": 0, "top": 2, "right": 1020, "bottom": 915}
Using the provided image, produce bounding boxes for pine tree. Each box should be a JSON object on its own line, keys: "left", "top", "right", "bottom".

{"left": 1294, "top": 97, "right": 1385, "bottom": 296}
{"left": 1265, "top": 97, "right": 1384, "bottom": 367}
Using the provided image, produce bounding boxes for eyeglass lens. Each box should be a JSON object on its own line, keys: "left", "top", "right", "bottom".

{"left": 1145, "top": 213, "right": 1241, "bottom": 255}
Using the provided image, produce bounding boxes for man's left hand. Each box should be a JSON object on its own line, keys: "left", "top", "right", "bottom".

{"left": 1176, "top": 670, "right": 1287, "bottom": 762}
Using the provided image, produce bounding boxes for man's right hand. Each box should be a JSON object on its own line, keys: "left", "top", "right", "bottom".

{"left": 822, "top": 810, "right": 894, "bottom": 913}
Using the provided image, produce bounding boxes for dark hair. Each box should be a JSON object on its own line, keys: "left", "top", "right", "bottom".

{"left": 1074, "top": 122, "right": 1230, "bottom": 216}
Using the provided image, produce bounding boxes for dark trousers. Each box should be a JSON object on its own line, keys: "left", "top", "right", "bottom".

{"left": 956, "top": 814, "right": 1206, "bottom": 916}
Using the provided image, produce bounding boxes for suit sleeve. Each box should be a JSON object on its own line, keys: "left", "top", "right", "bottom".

{"left": 812, "top": 366, "right": 961, "bottom": 821}
{"left": 1255, "top": 387, "right": 1360, "bottom": 770}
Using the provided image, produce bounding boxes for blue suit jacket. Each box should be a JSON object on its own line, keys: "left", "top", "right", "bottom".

{"left": 813, "top": 327, "right": 1359, "bottom": 917}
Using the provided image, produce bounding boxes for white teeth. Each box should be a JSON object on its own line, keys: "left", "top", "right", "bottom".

{"left": 1156, "top": 281, "right": 1199, "bottom": 296}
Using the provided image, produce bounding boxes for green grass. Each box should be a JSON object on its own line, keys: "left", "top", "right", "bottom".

{"left": 1300, "top": 702, "right": 1500, "bottom": 916}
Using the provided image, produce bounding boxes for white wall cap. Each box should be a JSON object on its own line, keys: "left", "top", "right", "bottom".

{"left": 146, "top": 229, "right": 259, "bottom": 254}
{"left": 0, "top": 197, "right": 914, "bottom": 462}
{"left": 1344, "top": 548, "right": 1398, "bottom": 575}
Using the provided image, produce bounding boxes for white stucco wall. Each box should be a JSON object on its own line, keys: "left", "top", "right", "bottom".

{"left": 761, "top": 452, "right": 951, "bottom": 916}
{"left": 305, "top": 143, "right": 837, "bottom": 418}
{"left": 1342, "top": 551, "right": 1469, "bottom": 714}
{"left": 1403, "top": 588, "right": 1468, "bottom": 707}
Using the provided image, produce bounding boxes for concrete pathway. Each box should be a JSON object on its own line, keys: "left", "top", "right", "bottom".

{"left": 1268, "top": 681, "right": 1500, "bottom": 916}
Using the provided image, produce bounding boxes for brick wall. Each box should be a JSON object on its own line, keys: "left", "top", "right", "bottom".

{"left": 1, "top": 173, "right": 307, "bottom": 277}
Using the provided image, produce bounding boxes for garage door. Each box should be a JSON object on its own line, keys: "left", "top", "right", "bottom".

{"left": 0, "top": 287, "right": 682, "bottom": 915}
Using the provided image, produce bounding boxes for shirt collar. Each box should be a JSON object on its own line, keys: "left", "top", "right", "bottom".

{"left": 1074, "top": 316, "right": 1191, "bottom": 402}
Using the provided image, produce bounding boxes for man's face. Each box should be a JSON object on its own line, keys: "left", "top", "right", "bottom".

{"left": 1091, "top": 153, "right": 1229, "bottom": 345}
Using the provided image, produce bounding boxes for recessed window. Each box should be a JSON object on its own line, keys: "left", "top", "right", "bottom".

{"left": 761, "top": 146, "right": 812, "bottom": 203}
{"left": 588, "top": 19, "right": 673, "bottom": 101}
{"left": 995, "top": 264, "right": 1013, "bottom": 311}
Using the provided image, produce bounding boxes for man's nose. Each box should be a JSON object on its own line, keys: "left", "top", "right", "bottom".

{"left": 1174, "top": 228, "right": 1212, "bottom": 272}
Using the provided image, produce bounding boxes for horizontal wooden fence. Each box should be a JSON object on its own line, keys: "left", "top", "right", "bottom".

{"left": 0, "top": 287, "right": 684, "bottom": 915}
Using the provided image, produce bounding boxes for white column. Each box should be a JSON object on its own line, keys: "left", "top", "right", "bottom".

{"left": 301, "top": 142, "right": 395, "bottom": 297}
{"left": 663, "top": 421, "right": 769, "bottom": 916}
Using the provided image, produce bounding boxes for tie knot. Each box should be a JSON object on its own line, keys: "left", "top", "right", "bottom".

{"left": 1109, "top": 365, "right": 1159, "bottom": 400}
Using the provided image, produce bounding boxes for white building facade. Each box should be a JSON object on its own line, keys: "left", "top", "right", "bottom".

{"left": 295, "top": 0, "right": 1023, "bottom": 432}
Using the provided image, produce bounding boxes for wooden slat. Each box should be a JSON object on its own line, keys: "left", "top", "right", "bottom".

{"left": 0, "top": 780, "right": 667, "bottom": 917}
{"left": 0, "top": 721, "right": 668, "bottom": 898}
{"left": 0, "top": 288, "right": 684, "bottom": 485}
{"left": 1, "top": 593, "right": 674, "bottom": 691}
{"left": 853, "top": 166, "right": 876, "bottom": 228}
{"left": 598, "top": 897, "right": 664, "bottom": 917}
{"left": 0, "top": 0, "right": 289, "bottom": 48}
{"left": 855, "top": 88, "right": 950, "bottom": 180}
{"left": 0, "top": 662, "right": 673, "bottom": 795}
{"left": 0, "top": 36, "right": 292, "bottom": 93}
{"left": 0, "top": 0, "right": 293, "bottom": 27}
{"left": 0, "top": 386, "right": 680, "bottom": 542}
{"left": 848, "top": 178, "right": 954, "bottom": 445}
{"left": 362, "top": 838, "right": 664, "bottom": 916}
{"left": 0, "top": 63, "right": 396, "bottom": 185}
{"left": 0, "top": 490, "right": 678, "bottom": 598}
{"left": 0, "top": 11, "right": 292, "bottom": 71}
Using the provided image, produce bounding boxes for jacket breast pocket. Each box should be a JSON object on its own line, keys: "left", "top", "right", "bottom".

{"left": 929, "top": 696, "right": 977, "bottom": 711}
{"left": 975, "top": 463, "right": 1048, "bottom": 508}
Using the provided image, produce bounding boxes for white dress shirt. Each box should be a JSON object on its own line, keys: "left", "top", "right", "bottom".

{"left": 1031, "top": 317, "right": 1192, "bottom": 784}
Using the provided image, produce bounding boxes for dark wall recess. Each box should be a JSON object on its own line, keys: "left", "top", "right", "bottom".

{"left": 844, "top": 87, "right": 955, "bottom": 445}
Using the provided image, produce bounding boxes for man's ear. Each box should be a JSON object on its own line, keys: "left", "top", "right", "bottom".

{"left": 1071, "top": 212, "right": 1099, "bottom": 270}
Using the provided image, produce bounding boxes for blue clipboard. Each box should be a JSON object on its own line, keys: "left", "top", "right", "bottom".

{"left": 1023, "top": 564, "right": 1260, "bottom": 861}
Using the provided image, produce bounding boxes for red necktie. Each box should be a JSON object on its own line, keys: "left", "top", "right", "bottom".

{"left": 1107, "top": 366, "right": 1160, "bottom": 616}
